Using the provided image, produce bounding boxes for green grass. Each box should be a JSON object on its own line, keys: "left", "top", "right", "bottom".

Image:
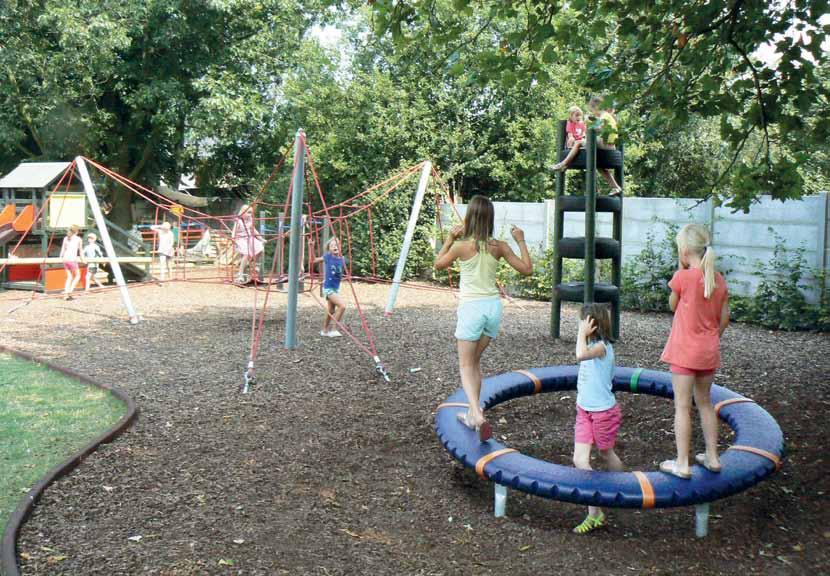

{"left": 0, "top": 353, "right": 126, "bottom": 535}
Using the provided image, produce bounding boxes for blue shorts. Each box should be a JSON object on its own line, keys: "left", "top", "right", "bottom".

{"left": 323, "top": 287, "right": 339, "bottom": 299}
{"left": 455, "top": 297, "right": 503, "bottom": 341}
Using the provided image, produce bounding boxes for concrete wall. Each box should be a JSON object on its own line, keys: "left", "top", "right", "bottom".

{"left": 445, "top": 193, "right": 830, "bottom": 300}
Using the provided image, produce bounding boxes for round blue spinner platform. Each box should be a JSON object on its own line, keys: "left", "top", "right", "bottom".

{"left": 435, "top": 366, "right": 784, "bottom": 509}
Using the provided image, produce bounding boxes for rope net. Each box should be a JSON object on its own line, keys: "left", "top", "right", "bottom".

{"left": 1, "top": 137, "right": 464, "bottom": 385}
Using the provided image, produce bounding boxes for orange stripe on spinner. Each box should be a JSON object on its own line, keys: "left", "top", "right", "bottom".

{"left": 515, "top": 369, "right": 542, "bottom": 394}
{"left": 436, "top": 402, "right": 469, "bottom": 410}
{"left": 714, "top": 398, "right": 755, "bottom": 416}
{"left": 475, "top": 448, "right": 518, "bottom": 479}
{"left": 729, "top": 445, "right": 782, "bottom": 471}
{"left": 632, "top": 471, "right": 655, "bottom": 509}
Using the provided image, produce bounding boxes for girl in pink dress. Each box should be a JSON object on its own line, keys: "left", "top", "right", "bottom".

{"left": 60, "top": 224, "right": 83, "bottom": 300}
{"left": 659, "top": 224, "right": 730, "bottom": 479}
{"left": 233, "top": 204, "right": 264, "bottom": 283}
{"left": 551, "top": 105, "right": 587, "bottom": 172}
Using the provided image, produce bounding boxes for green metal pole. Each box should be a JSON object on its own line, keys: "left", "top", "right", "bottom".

{"left": 284, "top": 129, "right": 306, "bottom": 349}
{"left": 551, "top": 120, "right": 567, "bottom": 338}
{"left": 584, "top": 128, "right": 597, "bottom": 304}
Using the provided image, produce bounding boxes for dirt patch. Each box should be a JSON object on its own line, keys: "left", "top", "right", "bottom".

{"left": 1, "top": 277, "right": 828, "bottom": 575}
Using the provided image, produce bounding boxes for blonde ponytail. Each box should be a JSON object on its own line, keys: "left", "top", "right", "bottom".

{"left": 676, "top": 223, "right": 718, "bottom": 299}
{"left": 701, "top": 245, "right": 716, "bottom": 299}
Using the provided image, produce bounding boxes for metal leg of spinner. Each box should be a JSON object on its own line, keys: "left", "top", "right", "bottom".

{"left": 695, "top": 502, "right": 710, "bottom": 538}
{"left": 241, "top": 360, "right": 255, "bottom": 394}
{"left": 374, "top": 356, "right": 391, "bottom": 383}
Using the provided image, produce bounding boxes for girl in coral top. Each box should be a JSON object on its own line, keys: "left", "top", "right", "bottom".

{"left": 660, "top": 224, "right": 730, "bottom": 479}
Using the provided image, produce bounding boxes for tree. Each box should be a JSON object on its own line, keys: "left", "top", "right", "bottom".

{"left": 0, "top": 0, "right": 323, "bottom": 227}
{"left": 367, "top": 0, "right": 829, "bottom": 211}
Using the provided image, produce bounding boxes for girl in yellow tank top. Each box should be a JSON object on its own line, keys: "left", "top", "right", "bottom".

{"left": 435, "top": 195, "right": 533, "bottom": 441}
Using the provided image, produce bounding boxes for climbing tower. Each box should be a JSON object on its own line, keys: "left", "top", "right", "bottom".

{"left": 550, "top": 122, "right": 623, "bottom": 339}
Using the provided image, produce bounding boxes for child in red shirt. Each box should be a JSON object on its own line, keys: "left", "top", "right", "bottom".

{"left": 551, "top": 106, "right": 586, "bottom": 172}
{"left": 659, "top": 224, "right": 730, "bottom": 479}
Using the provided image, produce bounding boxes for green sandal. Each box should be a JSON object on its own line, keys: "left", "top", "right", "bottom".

{"left": 573, "top": 511, "right": 606, "bottom": 534}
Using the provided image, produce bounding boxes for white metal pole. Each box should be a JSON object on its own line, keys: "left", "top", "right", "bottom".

{"left": 75, "top": 157, "right": 139, "bottom": 324}
{"left": 385, "top": 160, "right": 432, "bottom": 316}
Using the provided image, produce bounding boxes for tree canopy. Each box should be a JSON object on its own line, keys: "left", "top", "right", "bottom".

{"left": 367, "top": 0, "right": 829, "bottom": 211}
{"left": 0, "top": 0, "right": 323, "bottom": 225}
{"left": 0, "top": 0, "right": 826, "bottom": 224}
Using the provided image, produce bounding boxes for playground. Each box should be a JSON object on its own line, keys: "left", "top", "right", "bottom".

{"left": 1, "top": 278, "right": 827, "bottom": 575}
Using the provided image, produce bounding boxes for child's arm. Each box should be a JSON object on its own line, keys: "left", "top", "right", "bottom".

{"left": 497, "top": 226, "right": 532, "bottom": 275}
{"left": 434, "top": 226, "right": 463, "bottom": 270}
{"left": 669, "top": 290, "right": 679, "bottom": 312}
{"left": 718, "top": 297, "right": 730, "bottom": 337}
{"left": 575, "top": 316, "right": 606, "bottom": 361}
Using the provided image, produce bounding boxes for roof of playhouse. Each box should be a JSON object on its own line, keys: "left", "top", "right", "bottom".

{"left": 0, "top": 162, "right": 71, "bottom": 189}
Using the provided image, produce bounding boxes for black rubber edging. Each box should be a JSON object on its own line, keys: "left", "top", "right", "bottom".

{"left": 0, "top": 345, "right": 138, "bottom": 576}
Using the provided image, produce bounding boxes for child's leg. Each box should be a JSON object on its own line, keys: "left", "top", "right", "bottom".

{"left": 693, "top": 374, "right": 721, "bottom": 467}
{"left": 598, "top": 447, "right": 624, "bottom": 472}
{"left": 599, "top": 169, "right": 622, "bottom": 193}
{"left": 237, "top": 255, "right": 249, "bottom": 280}
{"left": 84, "top": 270, "right": 92, "bottom": 291}
{"left": 323, "top": 298, "right": 335, "bottom": 332}
{"left": 573, "top": 442, "right": 602, "bottom": 518}
{"left": 330, "top": 293, "right": 347, "bottom": 324}
{"left": 64, "top": 269, "right": 72, "bottom": 294}
{"left": 159, "top": 255, "right": 168, "bottom": 280}
{"left": 472, "top": 335, "right": 492, "bottom": 398}
{"left": 671, "top": 374, "right": 696, "bottom": 475}
{"left": 457, "top": 337, "right": 490, "bottom": 427}
{"left": 553, "top": 141, "right": 582, "bottom": 170}
{"left": 68, "top": 268, "right": 81, "bottom": 293}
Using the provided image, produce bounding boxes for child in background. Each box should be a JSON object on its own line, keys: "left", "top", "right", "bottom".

{"left": 233, "top": 204, "right": 265, "bottom": 283}
{"left": 572, "top": 303, "right": 624, "bottom": 533}
{"left": 434, "top": 195, "right": 533, "bottom": 441}
{"left": 313, "top": 237, "right": 347, "bottom": 337}
{"left": 83, "top": 233, "right": 105, "bottom": 292}
{"left": 60, "top": 224, "right": 83, "bottom": 300}
{"left": 659, "top": 224, "right": 729, "bottom": 479}
{"left": 586, "top": 95, "right": 623, "bottom": 196}
{"left": 151, "top": 221, "right": 175, "bottom": 281}
{"left": 551, "top": 105, "right": 587, "bottom": 172}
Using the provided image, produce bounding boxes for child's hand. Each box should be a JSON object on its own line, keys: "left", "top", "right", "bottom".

{"left": 510, "top": 225, "right": 525, "bottom": 243}
{"left": 578, "top": 316, "right": 596, "bottom": 337}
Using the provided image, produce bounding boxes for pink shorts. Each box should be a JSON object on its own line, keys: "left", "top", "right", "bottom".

{"left": 670, "top": 364, "right": 715, "bottom": 377}
{"left": 574, "top": 404, "right": 621, "bottom": 450}
{"left": 63, "top": 261, "right": 79, "bottom": 273}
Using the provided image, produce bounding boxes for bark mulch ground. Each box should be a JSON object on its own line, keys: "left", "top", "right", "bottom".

{"left": 1, "top": 277, "right": 828, "bottom": 575}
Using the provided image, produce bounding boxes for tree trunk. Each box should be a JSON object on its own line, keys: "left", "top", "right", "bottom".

{"left": 109, "top": 184, "right": 133, "bottom": 230}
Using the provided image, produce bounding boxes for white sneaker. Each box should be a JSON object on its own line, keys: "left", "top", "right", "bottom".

{"left": 320, "top": 330, "right": 330, "bottom": 337}
{"left": 328, "top": 330, "right": 342, "bottom": 337}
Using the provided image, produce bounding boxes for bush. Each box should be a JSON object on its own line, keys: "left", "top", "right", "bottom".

{"left": 620, "top": 220, "right": 678, "bottom": 312}
{"left": 619, "top": 221, "right": 829, "bottom": 331}
{"left": 729, "top": 229, "right": 830, "bottom": 331}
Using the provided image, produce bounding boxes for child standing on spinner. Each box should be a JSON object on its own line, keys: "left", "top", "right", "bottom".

{"left": 83, "top": 233, "right": 105, "bottom": 292}
{"left": 572, "top": 303, "right": 624, "bottom": 533}
{"left": 660, "top": 223, "right": 729, "bottom": 479}
{"left": 60, "top": 224, "right": 83, "bottom": 300}
{"left": 551, "top": 105, "right": 587, "bottom": 172}
{"left": 434, "top": 195, "right": 532, "bottom": 441}
{"left": 151, "top": 221, "right": 175, "bottom": 282}
{"left": 313, "top": 237, "right": 347, "bottom": 337}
